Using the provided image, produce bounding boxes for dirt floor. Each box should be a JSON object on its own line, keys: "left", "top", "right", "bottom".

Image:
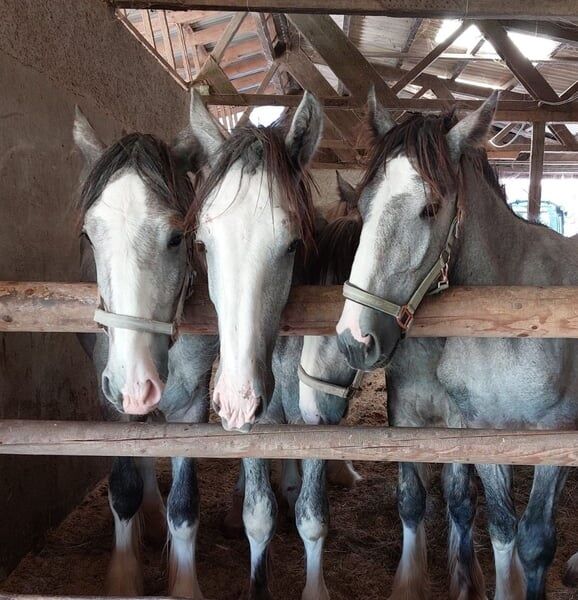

{"left": 1, "top": 373, "right": 577, "bottom": 599}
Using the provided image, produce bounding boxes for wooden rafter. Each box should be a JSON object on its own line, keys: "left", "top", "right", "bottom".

{"left": 281, "top": 49, "right": 362, "bottom": 161}
{"left": 450, "top": 37, "right": 485, "bottom": 81}
{"left": 210, "top": 12, "right": 248, "bottom": 63}
{"left": 201, "top": 94, "right": 578, "bottom": 122}
{"left": 287, "top": 13, "right": 400, "bottom": 106}
{"left": 478, "top": 21, "right": 577, "bottom": 150}
{"left": 391, "top": 20, "right": 470, "bottom": 94}
{"left": 396, "top": 18, "right": 423, "bottom": 69}
{"left": 109, "top": 1, "right": 578, "bottom": 19}
{"left": 157, "top": 11, "right": 177, "bottom": 69}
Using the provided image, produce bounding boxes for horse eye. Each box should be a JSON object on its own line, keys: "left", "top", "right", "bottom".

{"left": 287, "top": 239, "right": 301, "bottom": 254}
{"left": 168, "top": 233, "right": 183, "bottom": 249}
{"left": 420, "top": 204, "right": 440, "bottom": 219}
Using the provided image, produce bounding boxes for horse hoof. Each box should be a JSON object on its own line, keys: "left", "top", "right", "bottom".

{"left": 563, "top": 552, "right": 578, "bottom": 587}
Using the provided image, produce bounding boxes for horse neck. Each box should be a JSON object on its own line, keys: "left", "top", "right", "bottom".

{"left": 452, "top": 160, "right": 578, "bottom": 286}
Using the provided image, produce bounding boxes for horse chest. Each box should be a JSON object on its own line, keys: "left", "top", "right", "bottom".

{"left": 437, "top": 338, "right": 572, "bottom": 428}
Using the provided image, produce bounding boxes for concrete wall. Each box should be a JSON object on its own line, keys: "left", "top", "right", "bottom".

{"left": 0, "top": 0, "right": 188, "bottom": 578}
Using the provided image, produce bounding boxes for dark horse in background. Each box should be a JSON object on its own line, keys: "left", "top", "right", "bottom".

{"left": 336, "top": 90, "right": 578, "bottom": 599}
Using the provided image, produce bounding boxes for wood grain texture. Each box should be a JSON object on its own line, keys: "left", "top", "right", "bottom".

{"left": 2, "top": 282, "right": 578, "bottom": 338}
{"left": 108, "top": 1, "right": 578, "bottom": 19}
{"left": 1, "top": 420, "right": 577, "bottom": 465}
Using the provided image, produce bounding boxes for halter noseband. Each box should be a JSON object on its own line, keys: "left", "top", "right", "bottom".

{"left": 93, "top": 269, "right": 192, "bottom": 342}
{"left": 343, "top": 210, "right": 461, "bottom": 335}
{"left": 298, "top": 364, "right": 365, "bottom": 400}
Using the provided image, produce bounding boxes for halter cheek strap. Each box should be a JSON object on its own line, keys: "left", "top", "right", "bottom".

{"left": 298, "top": 364, "right": 365, "bottom": 400}
{"left": 93, "top": 270, "right": 192, "bottom": 341}
{"left": 343, "top": 213, "right": 460, "bottom": 335}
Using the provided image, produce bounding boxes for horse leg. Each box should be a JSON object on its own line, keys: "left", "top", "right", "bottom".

{"left": 107, "top": 457, "right": 144, "bottom": 596}
{"left": 475, "top": 464, "right": 525, "bottom": 600}
{"left": 326, "top": 460, "right": 362, "bottom": 489}
{"left": 563, "top": 551, "right": 578, "bottom": 587}
{"left": 389, "top": 462, "right": 429, "bottom": 600}
{"left": 443, "top": 463, "right": 486, "bottom": 600}
{"left": 243, "top": 458, "right": 277, "bottom": 600}
{"left": 517, "top": 466, "right": 569, "bottom": 600}
{"left": 223, "top": 462, "right": 245, "bottom": 539}
{"left": 137, "top": 457, "right": 166, "bottom": 547}
{"left": 167, "top": 457, "right": 204, "bottom": 599}
{"left": 281, "top": 459, "right": 302, "bottom": 518}
{"left": 297, "top": 459, "right": 330, "bottom": 600}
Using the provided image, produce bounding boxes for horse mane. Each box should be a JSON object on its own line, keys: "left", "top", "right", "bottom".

{"left": 304, "top": 201, "right": 362, "bottom": 286}
{"left": 361, "top": 110, "right": 506, "bottom": 210}
{"left": 187, "top": 124, "right": 318, "bottom": 256}
{"left": 78, "top": 133, "right": 195, "bottom": 225}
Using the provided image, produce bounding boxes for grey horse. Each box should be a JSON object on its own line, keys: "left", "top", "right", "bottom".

{"left": 74, "top": 93, "right": 357, "bottom": 599}
{"left": 336, "top": 90, "right": 578, "bottom": 600}
{"left": 73, "top": 102, "right": 218, "bottom": 598}
{"left": 305, "top": 172, "right": 485, "bottom": 600}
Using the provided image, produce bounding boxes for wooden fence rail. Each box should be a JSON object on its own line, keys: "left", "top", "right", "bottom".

{"left": 2, "top": 282, "right": 578, "bottom": 338}
{"left": 0, "top": 420, "right": 577, "bottom": 466}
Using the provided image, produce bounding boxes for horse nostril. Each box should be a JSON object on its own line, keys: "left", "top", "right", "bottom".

{"left": 254, "top": 397, "right": 266, "bottom": 420}
{"left": 102, "top": 374, "right": 112, "bottom": 400}
{"left": 364, "top": 332, "right": 375, "bottom": 353}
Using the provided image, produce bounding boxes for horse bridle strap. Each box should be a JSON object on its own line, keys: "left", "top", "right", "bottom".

{"left": 93, "top": 270, "right": 191, "bottom": 340}
{"left": 298, "top": 364, "right": 365, "bottom": 400}
{"left": 343, "top": 214, "right": 460, "bottom": 334}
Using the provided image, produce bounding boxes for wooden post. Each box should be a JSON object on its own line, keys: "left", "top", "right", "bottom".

{"left": 1, "top": 420, "right": 577, "bottom": 466}
{"left": 529, "top": 121, "right": 546, "bottom": 222}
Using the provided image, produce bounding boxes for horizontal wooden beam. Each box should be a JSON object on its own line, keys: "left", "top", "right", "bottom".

{"left": 199, "top": 94, "right": 578, "bottom": 122}
{"left": 2, "top": 283, "right": 578, "bottom": 338}
{"left": 1, "top": 420, "right": 578, "bottom": 465}
{"left": 108, "top": 1, "right": 578, "bottom": 19}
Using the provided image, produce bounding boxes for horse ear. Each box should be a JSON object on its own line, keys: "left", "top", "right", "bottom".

{"left": 446, "top": 91, "right": 499, "bottom": 161}
{"left": 183, "top": 88, "right": 224, "bottom": 166}
{"left": 336, "top": 171, "right": 357, "bottom": 211}
{"left": 73, "top": 106, "right": 105, "bottom": 168}
{"left": 367, "top": 85, "right": 395, "bottom": 140}
{"left": 285, "top": 91, "right": 323, "bottom": 169}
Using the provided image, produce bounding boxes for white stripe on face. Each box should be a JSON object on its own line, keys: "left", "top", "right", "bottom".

{"left": 198, "top": 164, "right": 296, "bottom": 430}
{"left": 86, "top": 171, "right": 166, "bottom": 413}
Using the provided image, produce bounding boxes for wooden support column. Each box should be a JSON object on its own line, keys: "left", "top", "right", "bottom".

{"left": 528, "top": 121, "right": 546, "bottom": 222}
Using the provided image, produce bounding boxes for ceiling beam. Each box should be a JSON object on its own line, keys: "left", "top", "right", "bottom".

{"left": 281, "top": 49, "right": 362, "bottom": 161}
{"left": 478, "top": 21, "right": 577, "bottom": 150}
{"left": 391, "top": 20, "right": 470, "bottom": 94}
{"left": 201, "top": 93, "right": 578, "bottom": 121}
{"left": 396, "top": 18, "right": 423, "bottom": 69}
{"left": 287, "top": 13, "right": 400, "bottom": 105}
{"left": 109, "top": 1, "right": 578, "bottom": 19}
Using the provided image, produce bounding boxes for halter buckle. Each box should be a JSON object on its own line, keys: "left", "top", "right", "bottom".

{"left": 436, "top": 263, "right": 450, "bottom": 292}
{"left": 396, "top": 306, "right": 414, "bottom": 331}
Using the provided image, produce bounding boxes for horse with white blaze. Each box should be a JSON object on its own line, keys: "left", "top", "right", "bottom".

{"left": 73, "top": 100, "right": 218, "bottom": 599}
{"left": 336, "top": 90, "right": 578, "bottom": 600}
{"left": 187, "top": 91, "right": 346, "bottom": 600}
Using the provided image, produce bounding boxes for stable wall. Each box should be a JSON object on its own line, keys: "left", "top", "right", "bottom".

{"left": 0, "top": 0, "right": 188, "bottom": 578}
